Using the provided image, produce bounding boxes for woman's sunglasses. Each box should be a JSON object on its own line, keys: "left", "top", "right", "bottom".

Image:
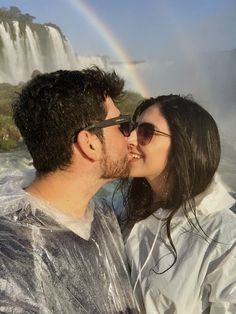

{"left": 73, "top": 115, "right": 132, "bottom": 142}
{"left": 73, "top": 116, "right": 170, "bottom": 146}
{"left": 134, "top": 122, "right": 171, "bottom": 145}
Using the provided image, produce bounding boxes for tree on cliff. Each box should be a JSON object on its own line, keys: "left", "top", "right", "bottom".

{"left": 0, "top": 6, "right": 35, "bottom": 23}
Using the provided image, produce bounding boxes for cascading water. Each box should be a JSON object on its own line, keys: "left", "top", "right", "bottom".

{"left": 0, "top": 20, "right": 106, "bottom": 84}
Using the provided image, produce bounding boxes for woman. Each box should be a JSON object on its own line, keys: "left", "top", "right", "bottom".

{"left": 121, "top": 95, "right": 236, "bottom": 313}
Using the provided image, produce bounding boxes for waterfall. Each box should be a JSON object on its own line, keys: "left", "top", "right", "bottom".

{"left": 0, "top": 21, "right": 107, "bottom": 84}
{"left": 24, "top": 24, "right": 45, "bottom": 74}
{"left": 46, "top": 26, "right": 77, "bottom": 70}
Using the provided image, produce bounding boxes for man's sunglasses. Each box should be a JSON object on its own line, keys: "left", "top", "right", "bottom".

{"left": 73, "top": 115, "right": 133, "bottom": 142}
{"left": 134, "top": 122, "right": 171, "bottom": 145}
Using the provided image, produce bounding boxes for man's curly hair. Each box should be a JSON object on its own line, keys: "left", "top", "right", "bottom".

{"left": 12, "top": 67, "right": 124, "bottom": 175}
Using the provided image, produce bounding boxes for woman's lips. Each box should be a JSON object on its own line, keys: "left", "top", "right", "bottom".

{"left": 128, "top": 151, "right": 144, "bottom": 161}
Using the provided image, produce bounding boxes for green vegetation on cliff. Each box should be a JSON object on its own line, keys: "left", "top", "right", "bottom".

{"left": 0, "top": 82, "right": 22, "bottom": 150}
{"left": 0, "top": 6, "right": 35, "bottom": 23}
{"left": 0, "top": 114, "right": 20, "bottom": 150}
{"left": 117, "top": 91, "right": 143, "bottom": 114}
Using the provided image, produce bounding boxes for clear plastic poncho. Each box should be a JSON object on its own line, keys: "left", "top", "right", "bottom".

{"left": 0, "top": 188, "right": 137, "bottom": 314}
{"left": 125, "top": 176, "right": 236, "bottom": 313}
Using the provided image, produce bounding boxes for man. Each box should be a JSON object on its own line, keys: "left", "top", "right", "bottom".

{"left": 0, "top": 67, "right": 136, "bottom": 313}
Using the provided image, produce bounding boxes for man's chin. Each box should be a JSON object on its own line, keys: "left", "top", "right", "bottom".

{"left": 100, "top": 158, "right": 130, "bottom": 179}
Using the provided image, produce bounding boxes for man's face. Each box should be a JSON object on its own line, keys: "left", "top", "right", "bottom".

{"left": 100, "top": 97, "right": 130, "bottom": 179}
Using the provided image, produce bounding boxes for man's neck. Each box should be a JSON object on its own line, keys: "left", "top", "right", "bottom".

{"left": 26, "top": 170, "right": 104, "bottom": 218}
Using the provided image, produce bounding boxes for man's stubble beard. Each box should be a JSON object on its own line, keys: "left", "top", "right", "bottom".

{"left": 100, "top": 144, "right": 130, "bottom": 179}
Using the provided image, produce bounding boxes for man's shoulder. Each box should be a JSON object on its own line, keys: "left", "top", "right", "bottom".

{"left": 0, "top": 188, "right": 27, "bottom": 216}
{"left": 0, "top": 190, "right": 49, "bottom": 239}
{"left": 0, "top": 213, "right": 34, "bottom": 267}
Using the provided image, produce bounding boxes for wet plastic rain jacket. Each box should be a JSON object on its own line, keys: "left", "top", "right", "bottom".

{"left": 125, "top": 176, "right": 236, "bottom": 313}
{"left": 0, "top": 189, "right": 137, "bottom": 313}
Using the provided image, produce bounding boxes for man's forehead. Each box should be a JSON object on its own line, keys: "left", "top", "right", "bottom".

{"left": 104, "top": 97, "right": 121, "bottom": 119}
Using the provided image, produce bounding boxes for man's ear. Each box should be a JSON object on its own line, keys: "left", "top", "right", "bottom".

{"left": 75, "top": 130, "right": 102, "bottom": 161}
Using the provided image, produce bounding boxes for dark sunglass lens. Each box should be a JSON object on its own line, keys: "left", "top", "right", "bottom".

{"left": 138, "top": 123, "right": 154, "bottom": 145}
{"left": 119, "top": 122, "right": 133, "bottom": 137}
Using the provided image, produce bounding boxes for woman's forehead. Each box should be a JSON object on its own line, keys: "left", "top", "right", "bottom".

{"left": 137, "top": 105, "right": 162, "bottom": 123}
{"left": 137, "top": 105, "right": 171, "bottom": 133}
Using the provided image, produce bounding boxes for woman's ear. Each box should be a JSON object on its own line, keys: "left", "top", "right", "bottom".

{"left": 74, "top": 130, "right": 102, "bottom": 161}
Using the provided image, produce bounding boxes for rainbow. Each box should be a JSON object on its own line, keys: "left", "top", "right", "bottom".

{"left": 68, "top": 0, "right": 149, "bottom": 97}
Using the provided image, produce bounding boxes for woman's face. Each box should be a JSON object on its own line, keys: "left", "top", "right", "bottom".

{"left": 128, "top": 104, "right": 171, "bottom": 182}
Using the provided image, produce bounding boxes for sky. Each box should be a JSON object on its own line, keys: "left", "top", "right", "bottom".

{"left": 1, "top": 0, "right": 236, "bottom": 60}
{"left": 1, "top": 0, "right": 236, "bottom": 95}
{"left": 1, "top": 1, "right": 236, "bottom": 124}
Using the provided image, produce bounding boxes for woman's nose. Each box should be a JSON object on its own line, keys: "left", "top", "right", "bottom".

{"left": 128, "top": 129, "right": 138, "bottom": 146}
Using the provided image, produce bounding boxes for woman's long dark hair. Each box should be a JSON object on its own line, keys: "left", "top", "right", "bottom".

{"left": 119, "top": 95, "right": 221, "bottom": 272}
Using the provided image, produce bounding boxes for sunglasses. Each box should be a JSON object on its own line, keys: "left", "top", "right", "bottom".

{"left": 73, "top": 115, "right": 133, "bottom": 142}
{"left": 134, "top": 122, "right": 171, "bottom": 145}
